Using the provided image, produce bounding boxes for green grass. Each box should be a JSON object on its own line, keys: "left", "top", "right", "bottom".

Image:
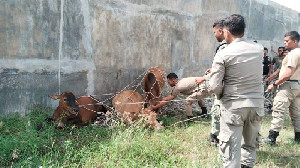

{"left": 0, "top": 108, "right": 299, "bottom": 167}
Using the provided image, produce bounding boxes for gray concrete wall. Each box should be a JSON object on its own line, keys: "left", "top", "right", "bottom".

{"left": 0, "top": 0, "right": 299, "bottom": 115}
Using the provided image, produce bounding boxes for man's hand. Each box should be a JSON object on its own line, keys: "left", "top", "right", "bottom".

{"left": 264, "top": 77, "right": 269, "bottom": 83}
{"left": 205, "top": 68, "right": 211, "bottom": 74}
{"left": 195, "top": 77, "right": 205, "bottom": 85}
{"left": 267, "top": 84, "right": 275, "bottom": 91}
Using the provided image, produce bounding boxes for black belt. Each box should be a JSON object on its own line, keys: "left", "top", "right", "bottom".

{"left": 287, "top": 80, "right": 299, "bottom": 82}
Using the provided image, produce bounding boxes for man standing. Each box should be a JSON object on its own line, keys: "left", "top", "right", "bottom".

{"left": 195, "top": 19, "right": 228, "bottom": 146}
{"left": 150, "top": 73, "right": 210, "bottom": 119}
{"left": 269, "top": 46, "right": 285, "bottom": 74}
{"left": 263, "top": 47, "right": 271, "bottom": 78}
{"left": 264, "top": 49, "right": 289, "bottom": 83}
{"left": 209, "top": 14, "right": 264, "bottom": 167}
{"left": 264, "top": 31, "right": 300, "bottom": 145}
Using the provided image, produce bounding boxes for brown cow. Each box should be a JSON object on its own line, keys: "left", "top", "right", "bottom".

{"left": 143, "top": 66, "right": 165, "bottom": 108}
{"left": 49, "top": 91, "right": 107, "bottom": 128}
{"left": 112, "top": 90, "right": 163, "bottom": 130}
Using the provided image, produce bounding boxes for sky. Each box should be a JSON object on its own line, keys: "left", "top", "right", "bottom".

{"left": 270, "top": 0, "right": 300, "bottom": 12}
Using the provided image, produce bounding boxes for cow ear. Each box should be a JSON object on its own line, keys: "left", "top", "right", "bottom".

{"left": 49, "top": 95, "right": 61, "bottom": 100}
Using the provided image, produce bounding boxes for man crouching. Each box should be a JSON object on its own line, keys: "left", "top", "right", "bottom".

{"left": 150, "top": 73, "right": 211, "bottom": 119}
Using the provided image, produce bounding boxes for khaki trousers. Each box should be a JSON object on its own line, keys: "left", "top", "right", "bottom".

{"left": 184, "top": 82, "right": 212, "bottom": 116}
{"left": 219, "top": 106, "right": 262, "bottom": 168}
{"left": 270, "top": 81, "right": 300, "bottom": 132}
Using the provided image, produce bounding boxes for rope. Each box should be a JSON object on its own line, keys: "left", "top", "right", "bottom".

{"left": 165, "top": 113, "right": 210, "bottom": 128}
{"left": 78, "top": 96, "right": 212, "bottom": 107}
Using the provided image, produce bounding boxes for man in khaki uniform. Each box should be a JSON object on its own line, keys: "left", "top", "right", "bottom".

{"left": 209, "top": 14, "right": 264, "bottom": 167}
{"left": 196, "top": 19, "right": 228, "bottom": 146}
{"left": 150, "top": 73, "right": 211, "bottom": 118}
{"left": 264, "top": 31, "right": 300, "bottom": 145}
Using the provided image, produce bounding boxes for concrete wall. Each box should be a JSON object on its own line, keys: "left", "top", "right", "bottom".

{"left": 0, "top": 0, "right": 299, "bottom": 115}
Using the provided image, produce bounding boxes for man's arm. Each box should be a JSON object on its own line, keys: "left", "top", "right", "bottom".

{"left": 150, "top": 95, "right": 176, "bottom": 110}
{"left": 268, "top": 63, "right": 274, "bottom": 76}
{"left": 195, "top": 77, "right": 206, "bottom": 85}
{"left": 267, "top": 66, "right": 295, "bottom": 90}
{"left": 264, "top": 68, "right": 280, "bottom": 82}
{"left": 271, "top": 46, "right": 279, "bottom": 56}
{"left": 209, "top": 55, "right": 225, "bottom": 99}
{"left": 195, "top": 69, "right": 212, "bottom": 85}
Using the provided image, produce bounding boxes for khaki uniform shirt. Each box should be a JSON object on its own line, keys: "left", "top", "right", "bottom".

{"left": 209, "top": 38, "right": 264, "bottom": 113}
{"left": 279, "top": 48, "right": 300, "bottom": 80}
{"left": 207, "top": 40, "right": 228, "bottom": 105}
{"left": 171, "top": 77, "right": 201, "bottom": 96}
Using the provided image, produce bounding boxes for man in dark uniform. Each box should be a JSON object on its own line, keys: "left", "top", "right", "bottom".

{"left": 263, "top": 48, "right": 271, "bottom": 76}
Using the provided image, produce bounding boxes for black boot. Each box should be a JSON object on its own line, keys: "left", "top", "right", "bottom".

{"left": 209, "top": 133, "right": 219, "bottom": 147}
{"left": 241, "top": 164, "right": 252, "bottom": 168}
{"left": 263, "top": 130, "right": 279, "bottom": 146}
{"left": 295, "top": 132, "right": 300, "bottom": 142}
{"left": 209, "top": 133, "right": 215, "bottom": 142}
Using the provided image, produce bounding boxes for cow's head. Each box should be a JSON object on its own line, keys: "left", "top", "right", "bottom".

{"left": 144, "top": 72, "right": 161, "bottom": 102}
{"left": 143, "top": 67, "right": 165, "bottom": 110}
{"left": 49, "top": 92, "right": 79, "bottom": 127}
